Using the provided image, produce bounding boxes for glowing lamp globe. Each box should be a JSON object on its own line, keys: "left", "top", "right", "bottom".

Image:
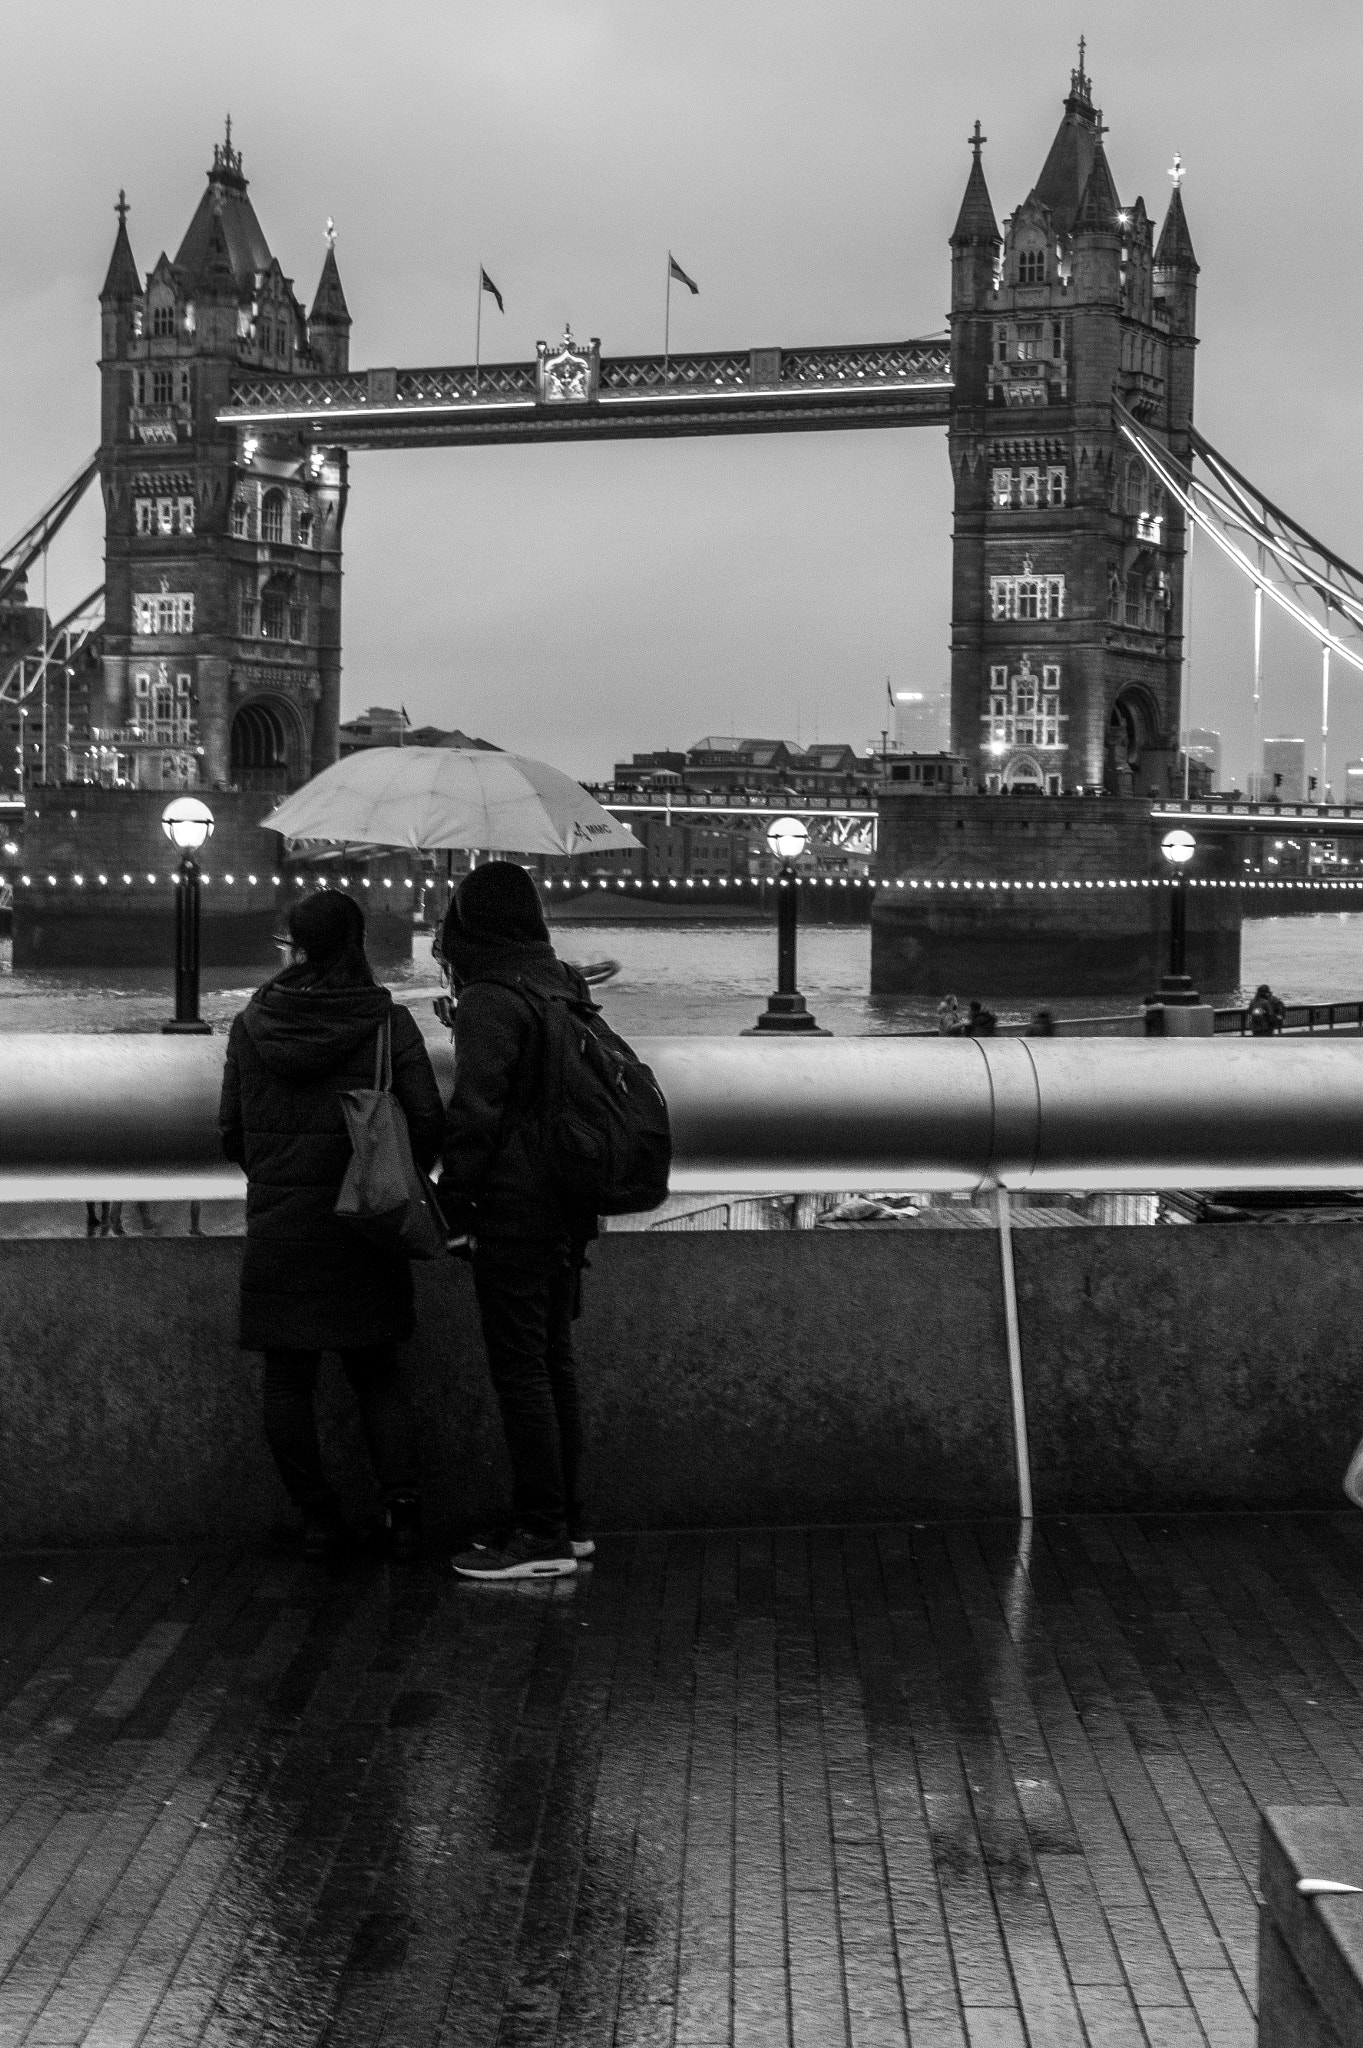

{"left": 161, "top": 796, "right": 215, "bottom": 854}
{"left": 1161, "top": 828, "right": 1196, "bottom": 866}
{"left": 767, "top": 816, "right": 809, "bottom": 863}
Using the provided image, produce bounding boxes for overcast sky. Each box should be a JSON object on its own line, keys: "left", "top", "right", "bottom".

{"left": 4, "top": 0, "right": 1362, "bottom": 785}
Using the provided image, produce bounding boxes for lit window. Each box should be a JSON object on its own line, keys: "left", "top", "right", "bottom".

{"left": 151, "top": 302, "right": 175, "bottom": 338}
{"left": 1020, "top": 469, "right": 1040, "bottom": 508}
{"left": 1047, "top": 466, "right": 1066, "bottom": 506}
{"left": 1016, "top": 324, "right": 1041, "bottom": 362}
{"left": 133, "top": 593, "right": 194, "bottom": 635}
{"left": 178, "top": 496, "right": 194, "bottom": 535}
{"left": 992, "top": 469, "right": 1012, "bottom": 509}
{"left": 135, "top": 500, "right": 153, "bottom": 535}
{"left": 989, "top": 574, "right": 1065, "bottom": 620}
{"left": 156, "top": 499, "right": 173, "bottom": 535}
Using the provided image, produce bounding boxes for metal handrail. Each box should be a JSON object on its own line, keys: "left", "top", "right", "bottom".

{"left": 4, "top": 1034, "right": 1363, "bottom": 1202}
{"left": 1214, "top": 1000, "right": 1363, "bottom": 1035}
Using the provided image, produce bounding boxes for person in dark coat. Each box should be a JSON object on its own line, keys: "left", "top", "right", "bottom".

{"left": 436, "top": 861, "right": 596, "bottom": 1582}
{"left": 219, "top": 890, "right": 444, "bottom": 1558}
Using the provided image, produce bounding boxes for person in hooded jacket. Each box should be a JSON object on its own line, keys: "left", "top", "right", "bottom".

{"left": 219, "top": 890, "right": 444, "bottom": 1559}
{"left": 436, "top": 861, "right": 596, "bottom": 1582}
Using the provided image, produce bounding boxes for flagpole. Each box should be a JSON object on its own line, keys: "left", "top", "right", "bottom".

{"left": 475, "top": 266, "right": 482, "bottom": 397}
{"left": 664, "top": 253, "right": 671, "bottom": 388}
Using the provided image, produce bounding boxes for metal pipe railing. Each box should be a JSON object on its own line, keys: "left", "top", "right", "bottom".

{"left": 2, "top": 1034, "right": 1363, "bottom": 1201}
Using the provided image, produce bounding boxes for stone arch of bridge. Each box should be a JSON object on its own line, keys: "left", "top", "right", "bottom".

{"left": 230, "top": 695, "right": 308, "bottom": 794}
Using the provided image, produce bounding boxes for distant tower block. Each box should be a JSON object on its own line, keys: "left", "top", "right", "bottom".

{"left": 97, "top": 127, "right": 351, "bottom": 795}
{"left": 1262, "top": 736, "right": 1307, "bottom": 805}
{"left": 893, "top": 690, "right": 947, "bottom": 751}
{"left": 948, "top": 50, "right": 1198, "bottom": 799}
{"left": 1185, "top": 726, "right": 1222, "bottom": 788}
{"left": 1345, "top": 762, "right": 1363, "bottom": 806}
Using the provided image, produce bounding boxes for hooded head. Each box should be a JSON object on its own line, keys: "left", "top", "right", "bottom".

{"left": 437, "top": 860, "right": 553, "bottom": 990}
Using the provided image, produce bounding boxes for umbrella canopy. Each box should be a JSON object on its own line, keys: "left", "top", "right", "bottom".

{"left": 261, "top": 747, "right": 638, "bottom": 857}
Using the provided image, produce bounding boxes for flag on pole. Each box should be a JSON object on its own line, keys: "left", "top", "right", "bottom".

{"left": 668, "top": 253, "right": 699, "bottom": 295}
{"left": 480, "top": 268, "right": 504, "bottom": 313}
{"left": 886, "top": 677, "right": 895, "bottom": 714}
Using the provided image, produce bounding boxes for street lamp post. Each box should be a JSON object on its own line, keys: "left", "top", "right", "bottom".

{"left": 745, "top": 816, "right": 829, "bottom": 1035}
{"left": 161, "top": 796, "right": 215, "bottom": 1035}
{"left": 1160, "top": 827, "right": 1198, "bottom": 1004}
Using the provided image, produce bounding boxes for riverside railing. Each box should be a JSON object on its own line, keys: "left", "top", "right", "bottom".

{"left": 9, "top": 1033, "right": 1363, "bottom": 1519}
{"left": 4, "top": 1033, "right": 1363, "bottom": 1202}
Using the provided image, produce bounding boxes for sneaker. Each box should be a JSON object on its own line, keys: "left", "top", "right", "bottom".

{"left": 569, "top": 1534, "right": 595, "bottom": 1560}
{"left": 452, "top": 1527, "right": 577, "bottom": 1581}
{"left": 386, "top": 1496, "right": 424, "bottom": 1562}
{"left": 471, "top": 1522, "right": 593, "bottom": 1560}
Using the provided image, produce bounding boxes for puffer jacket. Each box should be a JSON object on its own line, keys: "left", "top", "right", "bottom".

{"left": 219, "top": 962, "right": 444, "bottom": 1351}
{"left": 439, "top": 932, "right": 597, "bottom": 1243}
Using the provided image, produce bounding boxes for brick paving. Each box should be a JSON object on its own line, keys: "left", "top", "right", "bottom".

{"left": 5, "top": 1516, "right": 1363, "bottom": 2045}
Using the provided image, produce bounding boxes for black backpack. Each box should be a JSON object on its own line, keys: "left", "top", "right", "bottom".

{"left": 504, "top": 981, "right": 672, "bottom": 1216}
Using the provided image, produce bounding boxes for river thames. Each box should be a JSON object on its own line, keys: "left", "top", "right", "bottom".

{"left": 1, "top": 914, "right": 1362, "bottom": 1038}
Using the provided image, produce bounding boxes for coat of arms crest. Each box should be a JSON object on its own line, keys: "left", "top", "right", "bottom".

{"left": 535, "top": 326, "right": 600, "bottom": 406}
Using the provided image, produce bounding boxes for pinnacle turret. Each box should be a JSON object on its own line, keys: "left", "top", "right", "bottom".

{"left": 1073, "top": 140, "right": 1122, "bottom": 234}
{"left": 99, "top": 191, "right": 140, "bottom": 303}
{"left": 309, "top": 239, "right": 351, "bottom": 329}
{"left": 1155, "top": 183, "right": 1198, "bottom": 273}
{"left": 951, "top": 124, "right": 1001, "bottom": 247}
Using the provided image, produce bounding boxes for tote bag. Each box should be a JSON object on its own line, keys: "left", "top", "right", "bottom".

{"left": 335, "top": 1017, "right": 445, "bottom": 1260}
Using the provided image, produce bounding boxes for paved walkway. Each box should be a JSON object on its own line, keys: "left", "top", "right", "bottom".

{"left": 5, "top": 1514, "right": 1362, "bottom": 2045}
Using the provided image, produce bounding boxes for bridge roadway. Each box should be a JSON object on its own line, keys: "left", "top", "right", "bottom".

{"left": 218, "top": 339, "right": 953, "bottom": 450}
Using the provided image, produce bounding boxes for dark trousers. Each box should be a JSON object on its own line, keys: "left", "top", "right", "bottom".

{"left": 472, "top": 1237, "right": 583, "bottom": 1539}
{"left": 262, "top": 1345, "right": 418, "bottom": 1513}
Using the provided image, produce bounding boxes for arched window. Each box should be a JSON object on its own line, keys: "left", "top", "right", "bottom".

{"left": 261, "top": 491, "right": 286, "bottom": 546}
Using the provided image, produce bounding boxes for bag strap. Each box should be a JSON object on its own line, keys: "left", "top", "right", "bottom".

{"left": 373, "top": 1015, "right": 393, "bottom": 1093}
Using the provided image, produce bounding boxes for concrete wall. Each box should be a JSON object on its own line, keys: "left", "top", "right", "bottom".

{"left": 2, "top": 1224, "right": 1360, "bottom": 1546}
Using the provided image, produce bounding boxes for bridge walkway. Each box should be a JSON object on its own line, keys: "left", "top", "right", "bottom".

{"left": 3, "top": 1513, "right": 1355, "bottom": 2045}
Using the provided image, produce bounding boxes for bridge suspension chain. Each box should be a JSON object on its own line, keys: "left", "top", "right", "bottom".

{"left": 0, "top": 455, "right": 99, "bottom": 612}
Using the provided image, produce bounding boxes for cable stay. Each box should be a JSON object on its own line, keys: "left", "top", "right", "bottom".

{"left": 1115, "top": 401, "right": 1363, "bottom": 676}
{"left": 0, "top": 456, "right": 100, "bottom": 612}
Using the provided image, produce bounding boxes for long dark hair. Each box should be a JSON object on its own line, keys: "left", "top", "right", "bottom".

{"left": 286, "top": 890, "right": 373, "bottom": 983}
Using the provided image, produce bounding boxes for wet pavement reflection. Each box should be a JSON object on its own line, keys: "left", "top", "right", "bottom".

{"left": 0, "top": 1513, "right": 1332, "bottom": 2043}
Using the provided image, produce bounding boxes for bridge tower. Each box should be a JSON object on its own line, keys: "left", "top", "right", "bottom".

{"left": 97, "top": 128, "right": 349, "bottom": 796}
{"left": 947, "top": 52, "right": 1199, "bottom": 797}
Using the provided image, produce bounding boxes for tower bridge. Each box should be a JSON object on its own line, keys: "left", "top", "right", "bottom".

{"left": 58, "top": 47, "right": 1200, "bottom": 812}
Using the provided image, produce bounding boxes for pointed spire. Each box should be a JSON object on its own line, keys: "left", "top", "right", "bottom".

{"left": 1073, "top": 140, "right": 1122, "bottom": 234}
{"left": 1155, "top": 181, "right": 1198, "bottom": 272}
{"left": 310, "top": 238, "right": 351, "bottom": 328}
{"left": 100, "top": 190, "right": 141, "bottom": 303}
{"left": 951, "top": 123, "right": 1000, "bottom": 247}
{"left": 192, "top": 202, "right": 239, "bottom": 299}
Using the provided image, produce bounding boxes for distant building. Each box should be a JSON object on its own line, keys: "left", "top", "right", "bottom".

{"left": 892, "top": 691, "right": 947, "bottom": 752}
{"left": 337, "top": 706, "right": 498, "bottom": 756}
{"left": 612, "top": 750, "right": 687, "bottom": 790}
{"left": 885, "top": 752, "right": 972, "bottom": 795}
{"left": 1262, "top": 736, "right": 1307, "bottom": 804}
{"left": 1347, "top": 761, "right": 1363, "bottom": 806}
{"left": 1185, "top": 727, "right": 1222, "bottom": 786}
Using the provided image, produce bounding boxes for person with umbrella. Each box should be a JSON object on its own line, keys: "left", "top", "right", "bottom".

{"left": 435, "top": 862, "right": 599, "bottom": 1581}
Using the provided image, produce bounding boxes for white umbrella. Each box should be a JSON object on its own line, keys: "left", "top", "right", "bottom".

{"left": 260, "top": 746, "right": 638, "bottom": 857}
